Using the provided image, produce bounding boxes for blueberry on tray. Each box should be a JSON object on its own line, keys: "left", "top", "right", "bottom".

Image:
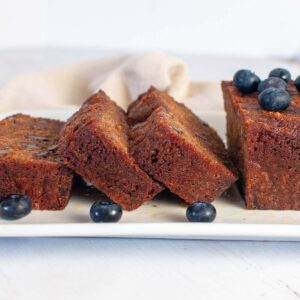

{"left": 90, "top": 200, "right": 123, "bottom": 223}
{"left": 186, "top": 201, "right": 216, "bottom": 222}
{"left": 0, "top": 194, "right": 32, "bottom": 220}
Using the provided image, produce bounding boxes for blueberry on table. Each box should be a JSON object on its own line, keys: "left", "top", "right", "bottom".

{"left": 258, "top": 87, "right": 291, "bottom": 112}
{"left": 268, "top": 68, "right": 291, "bottom": 83}
{"left": 186, "top": 201, "right": 216, "bottom": 222}
{"left": 90, "top": 200, "right": 122, "bottom": 223}
{"left": 295, "top": 75, "right": 300, "bottom": 92}
{"left": 257, "top": 77, "right": 287, "bottom": 93}
{"left": 0, "top": 194, "right": 32, "bottom": 220}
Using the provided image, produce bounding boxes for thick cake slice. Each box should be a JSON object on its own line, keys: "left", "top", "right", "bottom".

{"left": 128, "top": 86, "right": 237, "bottom": 204}
{"left": 0, "top": 114, "right": 73, "bottom": 210}
{"left": 222, "top": 81, "right": 300, "bottom": 210}
{"left": 58, "top": 91, "right": 163, "bottom": 211}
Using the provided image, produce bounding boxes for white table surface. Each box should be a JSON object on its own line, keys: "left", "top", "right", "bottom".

{"left": 0, "top": 48, "right": 300, "bottom": 300}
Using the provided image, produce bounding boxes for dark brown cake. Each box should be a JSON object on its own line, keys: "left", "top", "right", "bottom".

{"left": 58, "top": 90, "right": 163, "bottom": 211}
{"left": 128, "top": 86, "right": 237, "bottom": 204}
{"left": 0, "top": 114, "right": 73, "bottom": 210}
{"left": 222, "top": 81, "right": 300, "bottom": 210}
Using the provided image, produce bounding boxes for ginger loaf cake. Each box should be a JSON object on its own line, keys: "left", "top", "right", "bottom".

{"left": 58, "top": 90, "right": 163, "bottom": 211}
{"left": 0, "top": 114, "right": 73, "bottom": 210}
{"left": 222, "top": 81, "right": 300, "bottom": 210}
{"left": 128, "top": 86, "right": 237, "bottom": 204}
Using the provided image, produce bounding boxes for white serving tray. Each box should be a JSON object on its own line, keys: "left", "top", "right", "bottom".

{"left": 0, "top": 109, "right": 299, "bottom": 241}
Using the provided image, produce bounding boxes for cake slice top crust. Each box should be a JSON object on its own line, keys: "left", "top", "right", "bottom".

{"left": 62, "top": 91, "right": 131, "bottom": 157}
{"left": 128, "top": 86, "right": 236, "bottom": 175}
{"left": 222, "top": 81, "right": 300, "bottom": 124}
{"left": 0, "top": 114, "right": 64, "bottom": 164}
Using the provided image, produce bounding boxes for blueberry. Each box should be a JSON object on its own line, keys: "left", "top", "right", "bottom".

{"left": 269, "top": 68, "right": 291, "bottom": 83}
{"left": 0, "top": 194, "right": 32, "bottom": 220}
{"left": 233, "top": 69, "right": 260, "bottom": 94}
{"left": 186, "top": 201, "right": 216, "bottom": 222}
{"left": 258, "top": 87, "right": 291, "bottom": 112}
{"left": 83, "top": 181, "right": 104, "bottom": 197}
{"left": 90, "top": 200, "right": 122, "bottom": 223}
{"left": 257, "top": 77, "right": 287, "bottom": 93}
{"left": 295, "top": 75, "right": 300, "bottom": 92}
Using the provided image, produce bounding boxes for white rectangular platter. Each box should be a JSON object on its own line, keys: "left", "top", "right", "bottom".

{"left": 0, "top": 109, "right": 299, "bottom": 241}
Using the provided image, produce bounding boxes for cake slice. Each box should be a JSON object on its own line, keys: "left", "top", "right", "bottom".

{"left": 0, "top": 114, "right": 73, "bottom": 210}
{"left": 128, "top": 86, "right": 237, "bottom": 204}
{"left": 58, "top": 91, "right": 163, "bottom": 211}
{"left": 222, "top": 81, "right": 300, "bottom": 210}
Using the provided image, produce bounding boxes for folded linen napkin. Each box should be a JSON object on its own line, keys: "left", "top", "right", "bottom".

{"left": 0, "top": 52, "right": 222, "bottom": 112}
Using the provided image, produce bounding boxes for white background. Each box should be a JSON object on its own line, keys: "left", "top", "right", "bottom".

{"left": 0, "top": 0, "right": 300, "bottom": 58}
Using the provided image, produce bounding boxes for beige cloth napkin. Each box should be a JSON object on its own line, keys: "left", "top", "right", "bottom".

{"left": 0, "top": 52, "right": 222, "bottom": 112}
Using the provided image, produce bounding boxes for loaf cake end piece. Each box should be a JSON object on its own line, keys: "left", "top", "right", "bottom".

{"left": 222, "top": 81, "right": 300, "bottom": 210}
{"left": 0, "top": 114, "right": 73, "bottom": 210}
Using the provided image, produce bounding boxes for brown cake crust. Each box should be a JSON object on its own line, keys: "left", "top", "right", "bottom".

{"left": 128, "top": 86, "right": 237, "bottom": 204}
{"left": 58, "top": 90, "right": 163, "bottom": 211}
{"left": 222, "top": 81, "right": 300, "bottom": 210}
{"left": 0, "top": 114, "right": 73, "bottom": 210}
